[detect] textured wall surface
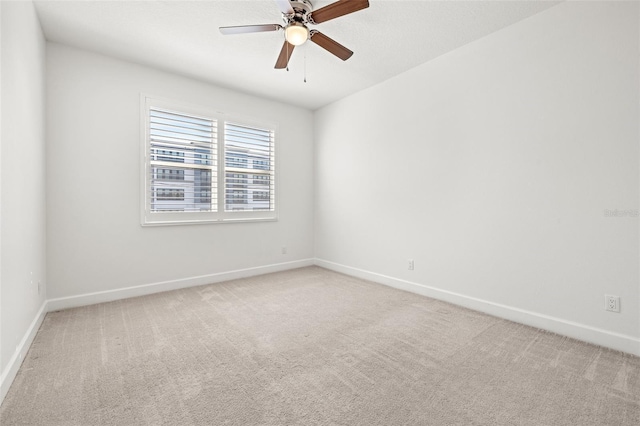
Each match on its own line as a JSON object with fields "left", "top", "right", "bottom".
{"left": 46, "top": 43, "right": 315, "bottom": 299}
{"left": 315, "top": 1, "right": 639, "bottom": 348}
{"left": 0, "top": 0, "right": 47, "bottom": 380}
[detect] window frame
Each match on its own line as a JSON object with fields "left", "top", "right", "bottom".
{"left": 140, "top": 95, "right": 277, "bottom": 226}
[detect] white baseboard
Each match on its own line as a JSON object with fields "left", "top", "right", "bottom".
{"left": 2, "top": 257, "right": 637, "bottom": 408}
{"left": 48, "top": 258, "right": 315, "bottom": 312}
{"left": 1, "top": 259, "right": 314, "bottom": 407}
{"left": 314, "top": 258, "right": 640, "bottom": 357}
{"left": 0, "top": 300, "right": 48, "bottom": 404}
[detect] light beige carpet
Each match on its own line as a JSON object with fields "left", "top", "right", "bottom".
{"left": 1, "top": 266, "right": 639, "bottom": 425}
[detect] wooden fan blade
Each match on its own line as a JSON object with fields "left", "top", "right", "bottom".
{"left": 274, "top": 0, "right": 294, "bottom": 15}
{"left": 219, "top": 24, "right": 282, "bottom": 35}
{"left": 275, "top": 41, "right": 295, "bottom": 69}
{"left": 309, "top": 0, "right": 369, "bottom": 24}
{"left": 310, "top": 31, "right": 353, "bottom": 61}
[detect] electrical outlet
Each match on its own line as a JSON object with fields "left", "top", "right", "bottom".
{"left": 38, "top": 281, "right": 42, "bottom": 295}
{"left": 605, "top": 295, "right": 620, "bottom": 313}
{"left": 281, "top": 247, "right": 287, "bottom": 255}
{"left": 408, "top": 259, "right": 414, "bottom": 271}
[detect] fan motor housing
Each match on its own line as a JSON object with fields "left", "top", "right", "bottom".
{"left": 287, "top": 0, "right": 313, "bottom": 23}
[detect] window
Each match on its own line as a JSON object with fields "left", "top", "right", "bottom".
{"left": 141, "top": 96, "right": 276, "bottom": 225}
{"left": 223, "top": 122, "right": 275, "bottom": 213}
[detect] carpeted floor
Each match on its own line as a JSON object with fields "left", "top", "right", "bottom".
{"left": 1, "top": 266, "right": 639, "bottom": 425}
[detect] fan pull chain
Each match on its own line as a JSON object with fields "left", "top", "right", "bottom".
{"left": 304, "top": 47, "right": 307, "bottom": 83}
{"left": 286, "top": 40, "right": 289, "bottom": 71}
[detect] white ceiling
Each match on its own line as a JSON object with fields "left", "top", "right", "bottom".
{"left": 34, "top": 0, "right": 560, "bottom": 110}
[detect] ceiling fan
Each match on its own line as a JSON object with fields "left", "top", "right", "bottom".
{"left": 219, "top": 0, "right": 370, "bottom": 69}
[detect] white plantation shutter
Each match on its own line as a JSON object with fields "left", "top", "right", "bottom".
{"left": 224, "top": 122, "right": 275, "bottom": 212}
{"left": 148, "top": 108, "right": 217, "bottom": 212}
{"left": 142, "top": 96, "right": 276, "bottom": 225}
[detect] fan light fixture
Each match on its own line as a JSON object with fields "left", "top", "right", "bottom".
{"left": 219, "top": 0, "right": 370, "bottom": 69}
{"left": 285, "top": 23, "right": 309, "bottom": 46}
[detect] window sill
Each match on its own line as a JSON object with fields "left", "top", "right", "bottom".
{"left": 141, "top": 216, "right": 278, "bottom": 227}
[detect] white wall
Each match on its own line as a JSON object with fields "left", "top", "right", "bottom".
{"left": 315, "top": 1, "right": 639, "bottom": 353}
{"left": 1, "top": 0, "right": 3, "bottom": 390}
{"left": 46, "top": 43, "right": 314, "bottom": 302}
{"left": 0, "top": 0, "right": 48, "bottom": 396}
